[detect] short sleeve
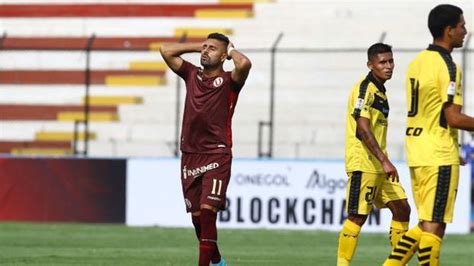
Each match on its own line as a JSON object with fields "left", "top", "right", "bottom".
{"left": 437, "top": 58, "right": 462, "bottom": 106}
{"left": 352, "top": 80, "right": 373, "bottom": 120}
{"left": 229, "top": 73, "right": 245, "bottom": 93}
{"left": 175, "top": 60, "right": 196, "bottom": 80}
{"left": 453, "top": 68, "right": 463, "bottom": 106}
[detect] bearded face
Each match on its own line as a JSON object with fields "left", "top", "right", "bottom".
{"left": 200, "top": 39, "right": 227, "bottom": 69}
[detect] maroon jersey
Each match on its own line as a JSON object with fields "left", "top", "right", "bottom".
{"left": 176, "top": 60, "right": 243, "bottom": 154}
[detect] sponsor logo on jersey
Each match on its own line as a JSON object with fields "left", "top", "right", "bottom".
{"left": 355, "top": 98, "right": 364, "bottom": 109}
{"left": 447, "top": 81, "right": 456, "bottom": 96}
{"left": 213, "top": 77, "right": 224, "bottom": 87}
{"left": 182, "top": 165, "right": 187, "bottom": 179}
{"left": 182, "top": 162, "right": 220, "bottom": 179}
{"left": 207, "top": 196, "right": 221, "bottom": 201}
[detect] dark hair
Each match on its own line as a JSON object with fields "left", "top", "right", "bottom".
{"left": 207, "top": 32, "right": 230, "bottom": 46}
{"left": 367, "top": 43, "right": 392, "bottom": 60}
{"left": 428, "top": 4, "right": 463, "bottom": 39}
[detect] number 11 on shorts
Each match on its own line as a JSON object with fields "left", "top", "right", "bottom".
{"left": 211, "top": 178, "right": 222, "bottom": 196}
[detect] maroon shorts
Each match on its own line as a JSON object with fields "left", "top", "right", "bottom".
{"left": 181, "top": 152, "right": 232, "bottom": 213}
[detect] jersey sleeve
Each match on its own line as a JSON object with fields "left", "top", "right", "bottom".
{"left": 454, "top": 67, "right": 463, "bottom": 106}
{"left": 437, "top": 60, "right": 463, "bottom": 106}
{"left": 229, "top": 73, "right": 245, "bottom": 93}
{"left": 175, "top": 60, "right": 196, "bottom": 81}
{"left": 351, "top": 81, "right": 373, "bottom": 120}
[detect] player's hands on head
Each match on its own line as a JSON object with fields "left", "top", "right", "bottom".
{"left": 227, "top": 42, "right": 235, "bottom": 60}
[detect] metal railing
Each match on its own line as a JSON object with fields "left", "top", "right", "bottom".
{"left": 242, "top": 33, "right": 473, "bottom": 157}
{"left": 0, "top": 32, "right": 472, "bottom": 158}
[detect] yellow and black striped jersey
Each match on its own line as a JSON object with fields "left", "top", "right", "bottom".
{"left": 405, "top": 45, "right": 463, "bottom": 167}
{"left": 345, "top": 72, "right": 390, "bottom": 174}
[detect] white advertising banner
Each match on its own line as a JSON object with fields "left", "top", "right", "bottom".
{"left": 126, "top": 158, "right": 471, "bottom": 233}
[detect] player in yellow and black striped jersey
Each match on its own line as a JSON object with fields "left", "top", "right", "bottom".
{"left": 405, "top": 45, "right": 463, "bottom": 167}
{"left": 337, "top": 43, "right": 410, "bottom": 266}
{"left": 345, "top": 73, "right": 390, "bottom": 174}
{"left": 384, "top": 5, "right": 474, "bottom": 266}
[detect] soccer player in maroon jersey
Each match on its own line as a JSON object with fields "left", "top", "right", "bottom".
{"left": 160, "top": 33, "right": 251, "bottom": 266}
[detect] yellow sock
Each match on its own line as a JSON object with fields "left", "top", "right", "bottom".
{"left": 337, "top": 220, "right": 361, "bottom": 266}
{"left": 383, "top": 225, "right": 422, "bottom": 266}
{"left": 389, "top": 220, "right": 409, "bottom": 248}
{"left": 418, "top": 232, "right": 442, "bottom": 266}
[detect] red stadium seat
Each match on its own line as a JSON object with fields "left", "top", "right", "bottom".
{"left": 0, "top": 104, "right": 117, "bottom": 121}
{"left": 0, "top": 3, "right": 253, "bottom": 18}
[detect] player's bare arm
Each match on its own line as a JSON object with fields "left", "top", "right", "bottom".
{"left": 444, "top": 102, "right": 472, "bottom": 168}
{"left": 356, "top": 117, "right": 399, "bottom": 181}
{"left": 443, "top": 103, "right": 474, "bottom": 131}
{"left": 159, "top": 43, "right": 202, "bottom": 72}
{"left": 227, "top": 42, "right": 252, "bottom": 85}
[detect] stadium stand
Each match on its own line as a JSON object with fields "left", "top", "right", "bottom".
{"left": 1, "top": 36, "right": 207, "bottom": 50}
{"left": 0, "top": 70, "right": 165, "bottom": 85}
{"left": 0, "top": 140, "right": 71, "bottom": 154}
{"left": 0, "top": 0, "right": 472, "bottom": 159}
{"left": 0, "top": 104, "right": 118, "bottom": 120}
{"left": 0, "top": 3, "right": 254, "bottom": 18}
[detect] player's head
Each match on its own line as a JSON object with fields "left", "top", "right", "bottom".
{"left": 428, "top": 4, "right": 466, "bottom": 48}
{"left": 367, "top": 43, "right": 394, "bottom": 82}
{"left": 200, "top": 32, "right": 229, "bottom": 69}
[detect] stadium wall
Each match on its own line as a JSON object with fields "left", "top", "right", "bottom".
{"left": 0, "top": 156, "right": 470, "bottom": 234}
{"left": 0, "top": 157, "right": 126, "bottom": 223}
{"left": 127, "top": 158, "right": 471, "bottom": 234}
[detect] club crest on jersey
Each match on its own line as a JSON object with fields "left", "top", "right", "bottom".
{"left": 213, "top": 77, "right": 224, "bottom": 87}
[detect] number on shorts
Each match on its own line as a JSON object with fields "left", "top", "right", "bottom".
{"left": 365, "top": 186, "right": 377, "bottom": 204}
{"left": 211, "top": 179, "right": 222, "bottom": 196}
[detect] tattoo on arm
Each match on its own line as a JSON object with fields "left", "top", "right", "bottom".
{"left": 358, "top": 129, "right": 386, "bottom": 163}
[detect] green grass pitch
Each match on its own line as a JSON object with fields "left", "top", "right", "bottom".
{"left": 0, "top": 223, "right": 473, "bottom": 265}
